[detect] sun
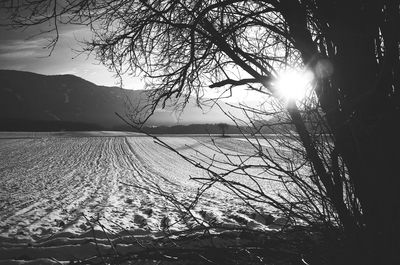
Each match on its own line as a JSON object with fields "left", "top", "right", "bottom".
{"left": 273, "top": 68, "right": 314, "bottom": 102}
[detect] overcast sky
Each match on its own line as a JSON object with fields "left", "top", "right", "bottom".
{"left": 0, "top": 17, "right": 144, "bottom": 90}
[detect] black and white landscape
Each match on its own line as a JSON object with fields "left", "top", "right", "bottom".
{"left": 0, "top": 71, "right": 288, "bottom": 263}
{"left": 1, "top": 1, "right": 399, "bottom": 265}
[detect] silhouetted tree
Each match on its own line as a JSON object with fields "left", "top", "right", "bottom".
{"left": 3, "top": 1, "right": 399, "bottom": 264}
{"left": 217, "top": 123, "right": 228, "bottom": 137}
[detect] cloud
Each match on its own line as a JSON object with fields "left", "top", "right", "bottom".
{"left": 58, "top": 24, "right": 91, "bottom": 39}
{"left": 0, "top": 38, "right": 49, "bottom": 59}
{"left": 0, "top": 50, "right": 40, "bottom": 59}
{"left": 0, "top": 38, "right": 47, "bottom": 50}
{"left": 0, "top": 24, "right": 145, "bottom": 89}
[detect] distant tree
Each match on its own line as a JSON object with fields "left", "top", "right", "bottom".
{"left": 3, "top": 1, "right": 400, "bottom": 264}
{"left": 217, "top": 123, "right": 228, "bottom": 137}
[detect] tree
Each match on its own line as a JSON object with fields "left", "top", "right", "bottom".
{"left": 3, "top": 1, "right": 399, "bottom": 263}
{"left": 217, "top": 123, "right": 228, "bottom": 137}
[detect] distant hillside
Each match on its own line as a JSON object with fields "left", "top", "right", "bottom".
{"left": 121, "top": 123, "right": 246, "bottom": 135}
{"left": 0, "top": 70, "right": 239, "bottom": 131}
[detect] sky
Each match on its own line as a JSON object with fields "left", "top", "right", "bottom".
{"left": 0, "top": 11, "right": 267, "bottom": 104}
{"left": 0, "top": 18, "right": 145, "bottom": 90}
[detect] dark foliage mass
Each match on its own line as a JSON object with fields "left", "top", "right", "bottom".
{"left": 2, "top": 1, "right": 400, "bottom": 264}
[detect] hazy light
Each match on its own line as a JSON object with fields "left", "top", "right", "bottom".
{"left": 315, "top": 59, "right": 334, "bottom": 79}
{"left": 274, "top": 68, "right": 314, "bottom": 102}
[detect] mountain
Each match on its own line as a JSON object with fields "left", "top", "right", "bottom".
{"left": 0, "top": 70, "right": 238, "bottom": 131}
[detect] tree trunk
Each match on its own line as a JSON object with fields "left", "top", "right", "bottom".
{"left": 281, "top": 0, "right": 400, "bottom": 263}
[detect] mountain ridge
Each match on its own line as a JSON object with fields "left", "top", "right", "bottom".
{"left": 0, "top": 70, "right": 237, "bottom": 131}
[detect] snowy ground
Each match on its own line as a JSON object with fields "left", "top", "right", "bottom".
{"left": 0, "top": 132, "right": 286, "bottom": 263}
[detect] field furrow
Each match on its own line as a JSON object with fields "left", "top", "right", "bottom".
{"left": 0, "top": 133, "right": 285, "bottom": 263}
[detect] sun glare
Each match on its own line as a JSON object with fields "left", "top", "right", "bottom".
{"left": 274, "top": 69, "right": 314, "bottom": 102}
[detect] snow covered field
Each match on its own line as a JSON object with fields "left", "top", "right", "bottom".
{"left": 0, "top": 132, "right": 285, "bottom": 263}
